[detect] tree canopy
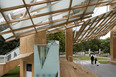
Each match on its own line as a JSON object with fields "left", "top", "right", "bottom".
{"left": 47, "top": 31, "right": 110, "bottom": 53}
{"left": 47, "top": 31, "right": 65, "bottom": 52}
{"left": 73, "top": 38, "right": 110, "bottom": 53}
{"left": 0, "top": 35, "right": 19, "bottom": 55}
{"left": 0, "top": 31, "right": 110, "bottom": 55}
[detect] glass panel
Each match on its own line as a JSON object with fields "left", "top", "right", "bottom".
{"left": 32, "top": 11, "right": 68, "bottom": 25}
{"left": 0, "top": 56, "right": 5, "bottom": 63}
{"left": 86, "top": 25, "right": 90, "bottom": 30}
{"left": 0, "top": 13, "right": 8, "bottom": 32}
{"left": 86, "top": 6, "right": 96, "bottom": 13}
{"left": 3, "top": 8, "right": 27, "bottom": 23}
{"left": 72, "top": 0, "right": 85, "bottom": 7}
{"left": 12, "top": 19, "right": 33, "bottom": 30}
{"left": 2, "top": 32, "right": 13, "bottom": 39}
{"left": 51, "top": 0, "right": 69, "bottom": 11}
{"left": 15, "top": 27, "right": 35, "bottom": 37}
{"left": 31, "top": 4, "right": 48, "bottom": 15}
{"left": 0, "top": 0, "right": 24, "bottom": 9}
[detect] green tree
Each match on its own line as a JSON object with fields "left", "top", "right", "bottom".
{"left": 100, "top": 37, "right": 110, "bottom": 53}
{"left": 73, "top": 43, "right": 83, "bottom": 53}
{"left": 47, "top": 31, "right": 65, "bottom": 52}
{"left": 87, "top": 38, "right": 101, "bottom": 52}
{"left": 73, "top": 38, "right": 102, "bottom": 53}
{"left": 0, "top": 35, "right": 19, "bottom": 55}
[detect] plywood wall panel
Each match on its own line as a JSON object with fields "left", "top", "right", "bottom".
{"left": 20, "top": 30, "right": 46, "bottom": 77}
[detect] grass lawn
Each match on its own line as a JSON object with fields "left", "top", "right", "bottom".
{"left": 99, "top": 61, "right": 108, "bottom": 64}
{"left": 2, "top": 66, "right": 20, "bottom": 77}
{"left": 60, "top": 56, "right": 108, "bottom": 60}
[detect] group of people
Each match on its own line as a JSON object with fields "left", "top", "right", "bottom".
{"left": 91, "top": 55, "right": 98, "bottom": 64}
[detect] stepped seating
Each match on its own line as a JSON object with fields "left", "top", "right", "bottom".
{"left": 60, "top": 60, "right": 98, "bottom": 77}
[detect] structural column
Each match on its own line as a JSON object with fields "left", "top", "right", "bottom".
{"left": 110, "top": 30, "right": 116, "bottom": 61}
{"left": 20, "top": 30, "right": 46, "bottom": 77}
{"left": 110, "top": 4, "right": 116, "bottom": 61}
{"left": 109, "top": 3, "right": 116, "bottom": 10}
{"left": 65, "top": 28, "right": 73, "bottom": 62}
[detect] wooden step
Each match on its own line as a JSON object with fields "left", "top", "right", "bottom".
{"left": 60, "top": 60, "right": 98, "bottom": 77}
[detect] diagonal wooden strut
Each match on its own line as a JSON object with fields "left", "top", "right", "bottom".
{"left": 22, "top": 0, "right": 38, "bottom": 33}
{"left": 66, "top": 0, "right": 73, "bottom": 26}
{"left": 0, "top": 9, "right": 17, "bottom": 39}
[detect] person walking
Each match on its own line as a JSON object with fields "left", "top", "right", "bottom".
{"left": 95, "top": 58, "right": 97, "bottom": 64}
{"left": 91, "top": 55, "right": 94, "bottom": 64}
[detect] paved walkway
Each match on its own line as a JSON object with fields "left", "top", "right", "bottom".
{"left": 74, "top": 60, "right": 116, "bottom": 77}
{"left": 74, "top": 60, "right": 92, "bottom": 64}
{"left": 83, "top": 64, "right": 116, "bottom": 77}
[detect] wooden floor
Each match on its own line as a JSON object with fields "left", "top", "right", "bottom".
{"left": 60, "top": 60, "right": 98, "bottom": 77}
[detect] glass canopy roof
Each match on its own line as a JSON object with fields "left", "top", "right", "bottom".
{"left": 0, "top": 0, "right": 115, "bottom": 43}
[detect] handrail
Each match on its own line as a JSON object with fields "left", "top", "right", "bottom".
{"left": 0, "top": 47, "right": 20, "bottom": 63}
{"left": 5, "top": 47, "right": 19, "bottom": 56}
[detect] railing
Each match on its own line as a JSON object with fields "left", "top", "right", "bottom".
{"left": 0, "top": 47, "right": 20, "bottom": 63}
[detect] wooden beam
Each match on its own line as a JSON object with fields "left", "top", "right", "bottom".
{"left": 22, "top": 0, "right": 37, "bottom": 33}
{"left": 82, "top": 13, "right": 115, "bottom": 42}
{"left": 48, "top": 22, "right": 83, "bottom": 34}
{"left": 0, "top": 13, "right": 91, "bottom": 35}
{"left": 74, "top": 19, "right": 91, "bottom": 43}
{"left": 82, "top": 14, "right": 106, "bottom": 41}
{"left": 1, "top": 0, "right": 114, "bottom": 12}
{"left": 66, "top": 0, "right": 73, "bottom": 26}
{"left": 23, "top": 0, "right": 34, "bottom": 18}
{"left": 104, "top": 22, "right": 116, "bottom": 34}
{"left": 5, "top": 16, "right": 89, "bottom": 41}
{"left": 94, "top": 17, "right": 116, "bottom": 38}
{"left": 1, "top": 0, "right": 60, "bottom": 12}
{"left": 6, "top": 29, "right": 47, "bottom": 42}
{"left": 0, "top": 0, "right": 114, "bottom": 25}
{"left": 78, "top": 16, "right": 98, "bottom": 43}
{"left": 81, "top": 0, "right": 90, "bottom": 20}
{"left": 90, "top": 12, "right": 113, "bottom": 39}
{"left": 103, "top": 21, "right": 116, "bottom": 33}
{"left": 98, "top": 22, "right": 116, "bottom": 37}
{"left": 0, "top": 8, "right": 93, "bottom": 26}
{"left": 0, "top": 8, "right": 17, "bottom": 39}
{"left": 95, "top": 16, "right": 115, "bottom": 37}
{"left": 91, "top": 12, "right": 115, "bottom": 39}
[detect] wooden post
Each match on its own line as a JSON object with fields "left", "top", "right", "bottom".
{"left": 110, "top": 31, "right": 116, "bottom": 61}
{"left": 65, "top": 28, "right": 73, "bottom": 62}
{"left": 109, "top": 4, "right": 116, "bottom": 61}
{"left": 109, "top": 3, "right": 116, "bottom": 10}
{"left": 20, "top": 30, "right": 46, "bottom": 77}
